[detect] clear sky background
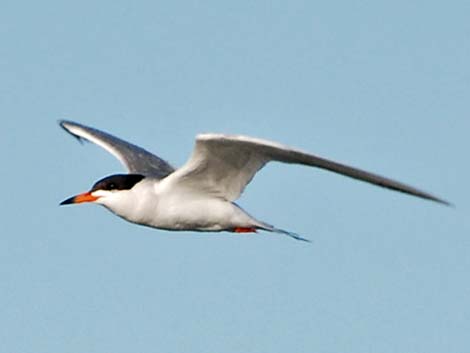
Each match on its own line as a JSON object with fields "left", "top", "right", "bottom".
{"left": 1, "top": 1, "right": 469, "bottom": 352}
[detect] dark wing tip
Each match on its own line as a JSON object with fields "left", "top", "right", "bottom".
{"left": 434, "top": 197, "right": 454, "bottom": 208}
{"left": 58, "top": 119, "right": 86, "bottom": 144}
{"left": 381, "top": 182, "right": 453, "bottom": 207}
{"left": 58, "top": 119, "right": 74, "bottom": 130}
{"left": 383, "top": 185, "right": 453, "bottom": 208}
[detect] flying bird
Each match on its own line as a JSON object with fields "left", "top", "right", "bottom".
{"left": 59, "top": 120, "right": 449, "bottom": 242}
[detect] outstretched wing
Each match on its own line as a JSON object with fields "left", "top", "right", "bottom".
{"left": 166, "top": 133, "right": 449, "bottom": 205}
{"left": 59, "top": 120, "right": 175, "bottom": 178}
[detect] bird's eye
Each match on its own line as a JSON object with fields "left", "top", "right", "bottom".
{"left": 108, "top": 183, "right": 116, "bottom": 190}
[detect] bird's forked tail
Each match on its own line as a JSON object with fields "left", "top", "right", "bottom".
{"left": 269, "top": 227, "right": 311, "bottom": 242}
{"left": 254, "top": 222, "right": 311, "bottom": 242}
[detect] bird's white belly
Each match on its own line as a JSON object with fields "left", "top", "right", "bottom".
{"left": 135, "top": 194, "right": 255, "bottom": 232}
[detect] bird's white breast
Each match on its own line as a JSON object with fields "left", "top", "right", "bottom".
{"left": 119, "top": 178, "right": 257, "bottom": 231}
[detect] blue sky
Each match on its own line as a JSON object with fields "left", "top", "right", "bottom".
{"left": 1, "top": 1, "right": 469, "bottom": 352}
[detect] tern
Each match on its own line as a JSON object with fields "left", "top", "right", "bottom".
{"left": 59, "top": 120, "right": 448, "bottom": 242}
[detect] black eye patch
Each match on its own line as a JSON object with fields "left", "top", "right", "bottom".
{"left": 91, "top": 174, "right": 145, "bottom": 192}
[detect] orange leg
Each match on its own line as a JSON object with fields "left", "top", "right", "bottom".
{"left": 233, "top": 227, "right": 257, "bottom": 233}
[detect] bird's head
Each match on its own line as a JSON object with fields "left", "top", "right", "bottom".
{"left": 60, "top": 174, "right": 146, "bottom": 210}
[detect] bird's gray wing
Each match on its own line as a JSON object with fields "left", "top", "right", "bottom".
{"left": 165, "top": 133, "right": 449, "bottom": 205}
{"left": 59, "top": 120, "right": 175, "bottom": 178}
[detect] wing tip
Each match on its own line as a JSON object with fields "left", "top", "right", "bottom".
{"left": 58, "top": 119, "right": 75, "bottom": 130}
{"left": 431, "top": 196, "right": 454, "bottom": 208}
{"left": 394, "top": 185, "right": 452, "bottom": 207}
{"left": 58, "top": 119, "right": 86, "bottom": 144}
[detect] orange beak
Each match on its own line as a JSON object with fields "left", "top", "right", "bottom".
{"left": 60, "top": 191, "right": 99, "bottom": 205}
